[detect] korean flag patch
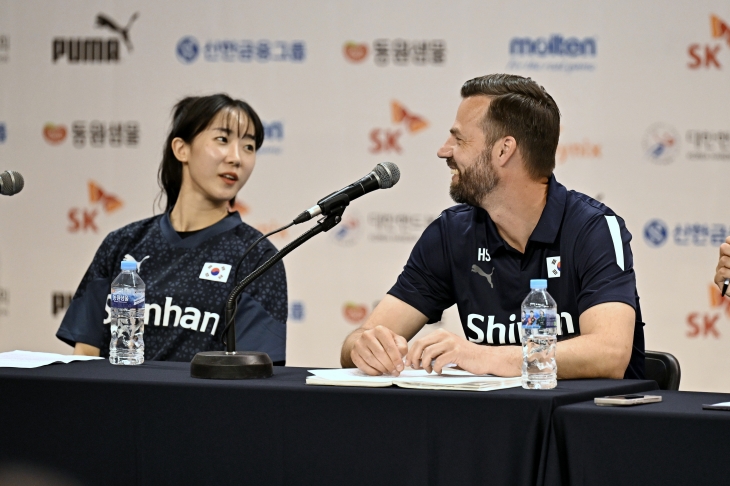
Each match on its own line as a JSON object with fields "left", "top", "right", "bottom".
{"left": 547, "top": 256, "right": 561, "bottom": 278}
{"left": 199, "top": 263, "right": 231, "bottom": 283}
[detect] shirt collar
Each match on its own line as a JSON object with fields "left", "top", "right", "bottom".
{"left": 528, "top": 174, "right": 567, "bottom": 245}
{"left": 480, "top": 207, "right": 507, "bottom": 253}
{"left": 160, "top": 211, "right": 242, "bottom": 248}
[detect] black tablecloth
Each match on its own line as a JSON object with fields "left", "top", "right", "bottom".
{"left": 0, "top": 360, "right": 657, "bottom": 486}
{"left": 546, "top": 389, "right": 730, "bottom": 486}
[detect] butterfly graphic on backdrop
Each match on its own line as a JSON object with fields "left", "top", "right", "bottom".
{"left": 88, "top": 181, "right": 123, "bottom": 213}
{"left": 391, "top": 101, "right": 429, "bottom": 133}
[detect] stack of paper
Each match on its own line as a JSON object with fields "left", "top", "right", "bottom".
{"left": 307, "top": 368, "right": 522, "bottom": 392}
{"left": 0, "top": 350, "right": 103, "bottom": 368}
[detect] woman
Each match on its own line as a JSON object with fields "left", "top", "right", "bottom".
{"left": 57, "top": 94, "right": 287, "bottom": 364}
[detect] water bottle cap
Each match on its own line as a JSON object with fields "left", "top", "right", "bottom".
{"left": 530, "top": 279, "right": 547, "bottom": 289}
{"left": 120, "top": 261, "right": 137, "bottom": 271}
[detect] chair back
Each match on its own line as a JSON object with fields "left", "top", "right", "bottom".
{"left": 645, "top": 350, "right": 681, "bottom": 390}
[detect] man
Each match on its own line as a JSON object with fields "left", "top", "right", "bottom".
{"left": 714, "top": 235, "right": 730, "bottom": 295}
{"left": 341, "top": 74, "right": 644, "bottom": 379}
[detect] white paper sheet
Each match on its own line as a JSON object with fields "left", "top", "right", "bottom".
{"left": 307, "top": 367, "right": 523, "bottom": 391}
{"left": 0, "top": 350, "right": 103, "bottom": 368}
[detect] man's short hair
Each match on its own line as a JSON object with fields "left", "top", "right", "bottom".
{"left": 461, "top": 74, "right": 561, "bottom": 180}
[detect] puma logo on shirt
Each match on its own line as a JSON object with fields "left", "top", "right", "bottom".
{"left": 471, "top": 264, "right": 494, "bottom": 288}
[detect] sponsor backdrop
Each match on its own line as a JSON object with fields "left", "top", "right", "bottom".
{"left": 0, "top": 0, "right": 728, "bottom": 391}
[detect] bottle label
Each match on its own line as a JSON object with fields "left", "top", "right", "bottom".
{"left": 521, "top": 309, "right": 557, "bottom": 330}
{"left": 111, "top": 291, "right": 145, "bottom": 309}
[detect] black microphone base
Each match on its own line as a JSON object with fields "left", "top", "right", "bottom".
{"left": 190, "top": 351, "right": 273, "bottom": 380}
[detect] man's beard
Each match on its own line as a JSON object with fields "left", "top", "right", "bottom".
{"left": 449, "top": 148, "right": 499, "bottom": 206}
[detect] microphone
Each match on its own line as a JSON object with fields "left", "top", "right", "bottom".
{"left": 293, "top": 162, "right": 400, "bottom": 224}
{"left": 0, "top": 171, "right": 24, "bottom": 196}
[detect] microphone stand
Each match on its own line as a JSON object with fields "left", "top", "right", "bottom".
{"left": 190, "top": 203, "right": 348, "bottom": 379}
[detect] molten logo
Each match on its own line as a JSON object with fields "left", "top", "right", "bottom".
{"left": 711, "top": 14, "right": 730, "bottom": 46}
{"left": 509, "top": 35, "right": 596, "bottom": 57}
{"left": 343, "top": 41, "right": 368, "bottom": 62}
{"left": 43, "top": 123, "right": 67, "bottom": 144}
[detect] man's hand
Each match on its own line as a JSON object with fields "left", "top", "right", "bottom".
{"left": 350, "top": 326, "right": 408, "bottom": 376}
{"left": 341, "top": 295, "right": 429, "bottom": 375}
{"left": 714, "top": 236, "right": 730, "bottom": 294}
{"left": 405, "top": 329, "right": 487, "bottom": 374}
{"left": 405, "top": 329, "right": 522, "bottom": 376}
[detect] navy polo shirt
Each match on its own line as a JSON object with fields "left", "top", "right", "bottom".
{"left": 389, "top": 175, "right": 645, "bottom": 379}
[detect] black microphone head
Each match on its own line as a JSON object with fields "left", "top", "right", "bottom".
{"left": 0, "top": 170, "right": 24, "bottom": 196}
{"left": 373, "top": 162, "right": 400, "bottom": 189}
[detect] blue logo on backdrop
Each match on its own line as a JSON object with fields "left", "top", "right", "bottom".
{"left": 258, "top": 121, "right": 284, "bottom": 155}
{"left": 289, "top": 301, "right": 305, "bottom": 322}
{"left": 176, "top": 36, "right": 199, "bottom": 63}
{"left": 643, "top": 123, "right": 680, "bottom": 164}
{"left": 644, "top": 219, "right": 730, "bottom": 247}
{"left": 507, "top": 34, "right": 597, "bottom": 73}
{"left": 643, "top": 219, "right": 668, "bottom": 247}
{"left": 176, "top": 37, "right": 306, "bottom": 64}
{"left": 0, "top": 123, "right": 6, "bottom": 143}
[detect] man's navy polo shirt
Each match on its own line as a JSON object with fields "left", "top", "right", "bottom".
{"left": 389, "top": 175, "right": 645, "bottom": 379}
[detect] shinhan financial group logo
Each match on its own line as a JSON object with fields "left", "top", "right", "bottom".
{"left": 643, "top": 219, "right": 669, "bottom": 247}
{"left": 506, "top": 34, "right": 597, "bottom": 73}
{"left": 176, "top": 36, "right": 306, "bottom": 64}
{"left": 644, "top": 219, "right": 730, "bottom": 248}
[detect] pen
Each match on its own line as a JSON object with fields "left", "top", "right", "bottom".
{"left": 723, "top": 279, "right": 729, "bottom": 298}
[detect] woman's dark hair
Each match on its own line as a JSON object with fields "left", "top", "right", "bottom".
{"left": 461, "top": 74, "right": 560, "bottom": 180}
{"left": 157, "top": 93, "right": 265, "bottom": 212}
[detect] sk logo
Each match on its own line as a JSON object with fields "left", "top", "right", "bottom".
{"left": 89, "top": 181, "right": 123, "bottom": 212}
{"left": 370, "top": 101, "right": 428, "bottom": 154}
{"left": 68, "top": 181, "right": 123, "bottom": 233}
{"left": 688, "top": 14, "right": 728, "bottom": 69}
{"left": 547, "top": 257, "right": 561, "bottom": 278}
{"left": 391, "top": 101, "right": 428, "bottom": 133}
{"left": 711, "top": 14, "right": 730, "bottom": 46}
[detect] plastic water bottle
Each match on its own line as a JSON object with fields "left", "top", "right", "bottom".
{"left": 521, "top": 279, "right": 557, "bottom": 389}
{"left": 109, "top": 261, "right": 145, "bottom": 365}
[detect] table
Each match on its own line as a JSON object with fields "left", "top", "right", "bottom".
{"left": 0, "top": 361, "right": 656, "bottom": 486}
{"left": 545, "top": 389, "right": 730, "bottom": 485}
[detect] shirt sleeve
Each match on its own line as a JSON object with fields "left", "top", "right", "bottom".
{"left": 574, "top": 214, "right": 638, "bottom": 315}
{"left": 387, "top": 217, "right": 455, "bottom": 323}
{"left": 234, "top": 239, "right": 288, "bottom": 360}
{"left": 56, "top": 233, "right": 117, "bottom": 348}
